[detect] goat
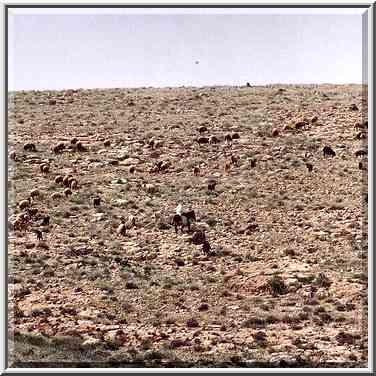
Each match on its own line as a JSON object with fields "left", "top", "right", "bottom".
{"left": 193, "top": 166, "right": 201, "bottom": 176}
{"left": 55, "top": 175, "right": 64, "bottom": 184}
{"left": 198, "top": 126, "right": 208, "bottom": 133}
{"left": 224, "top": 134, "right": 232, "bottom": 144}
{"left": 306, "top": 162, "right": 313, "bottom": 172}
{"left": 34, "top": 229, "right": 43, "bottom": 241}
{"left": 232, "top": 133, "right": 240, "bottom": 140}
{"left": 30, "top": 189, "right": 40, "bottom": 199}
{"left": 71, "top": 137, "right": 78, "bottom": 145}
{"left": 41, "top": 215, "right": 50, "bottom": 226}
{"left": 64, "top": 188, "right": 72, "bottom": 197}
{"left": 52, "top": 142, "right": 65, "bottom": 154}
{"left": 196, "top": 137, "right": 209, "bottom": 145}
{"left": 224, "top": 162, "right": 231, "bottom": 174}
{"left": 26, "top": 208, "right": 38, "bottom": 217}
{"left": 209, "top": 135, "right": 220, "bottom": 144}
{"left": 62, "top": 175, "right": 73, "bottom": 187}
{"left": 202, "top": 240, "right": 212, "bottom": 254}
{"left": 24, "top": 143, "right": 36, "bottom": 152}
{"left": 93, "top": 196, "right": 101, "bottom": 207}
{"left": 116, "top": 215, "right": 136, "bottom": 236}
{"left": 172, "top": 206, "right": 196, "bottom": 233}
{"left": 208, "top": 180, "right": 217, "bottom": 192}
{"left": 129, "top": 165, "right": 136, "bottom": 174}
{"left": 191, "top": 230, "right": 206, "bottom": 245}
{"left": 355, "top": 149, "right": 367, "bottom": 157}
{"left": 103, "top": 139, "right": 111, "bottom": 147}
{"left": 323, "top": 146, "right": 336, "bottom": 158}
{"left": 76, "top": 141, "right": 87, "bottom": 152}
{"left": 250, "top": 159, "right": 257, "bottom": 168}
{"left": 19, "top": 198, "right": 31, "bottom": 210}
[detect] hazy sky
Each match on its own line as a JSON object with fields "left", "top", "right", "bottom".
{"left": 8, "top": 8, "right": 366, "bottom": 90}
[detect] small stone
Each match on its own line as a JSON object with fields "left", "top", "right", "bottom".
{"left": 186, "top": 317, "right": 199, "bottom": 328}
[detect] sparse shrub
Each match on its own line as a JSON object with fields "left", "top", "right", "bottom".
{"left": 267, "top": 274, "right": 289, "bottom": 296}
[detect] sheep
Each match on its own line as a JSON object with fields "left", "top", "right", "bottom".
{"left": 323, "top": 146, "right": 336, "bottom": 158}
{"left": 355, "top": 149, "right": 367, "bottom": 157}
{"left": 250, "top": 159, "right": 257, "bottom": 168}
{"left": 9, "top": 151, "right": 16, "bottom": 161}
{"left": 193, "top": 166, "right": 201, "bottom": 176}
{"left": 40, "top": 163, "right": 50, "bottom": 174}
{"left": 171, "top": 214, "right": 183, "bottom": 234}
{"left": 93, "top": 196, "right": 101, "bottom": 207}
{"left": 104, "top": 139, "right": 111, "bottom": 147}
{"left": 306, "top": 162, "right": 313, "bottom": 172}
{"left": 311, "top": 116, "right": 318, "bottom": 124}
{"left": 71, "top": 137, "right": 78, "bottom": 145}
{"left": 209, "top": 135, "right": 220, "bottom": 144}
{"left": 272, "top": 128, "right": 279, "bottom": 137}
{"left": 64, "top": 188, "right": 72, "bottom": 197}
{"left": 198, "top": 126, "right": 208, "bottom": 133}
{"left": 224, "top": 134, "right": 232, "bottom": 144}
{"left": 30, "top": 189, "right": 40, "bottom": 199}
{"left": 19, "top": 198, "right": 31, "bottom": 210}
{"left": 196, "top": 137, "right": 209, "bottom": 145}
{"left": 51, "top": 192, "right": 63, "bottom": 200}
{"left": 295, "top": 121, "right": 307, "bottom": 130}
{"left": 55, "top": 175, "right": 64, "bottom": 184}
{"left": 70, "top": 179, "right": 78, "bottom": 190}
{"left": 23, "top": 143, "right": 36, "bottom": 152}
{"left": 359, "top": 161, "right": 364, "bottom": 170}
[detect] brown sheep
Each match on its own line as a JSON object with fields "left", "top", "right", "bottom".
{"left": 271, "top": 128, "right": 279, "bottom": 137}
{"left": 64, "top": 188, "right": 72, "bottom": 197}
{"left": 193, "top": 166, "right": 201, "bottom": 176}
{"left": 55, "top": 175, "right": 64, "bottom": 184}
{"left": 26, "top": 208, "right": 38, "bottom": 217}
{"left": 19, "top": 198, "right": 31, "bottom": 210}
{"left": 24, "top": 143, "right": 36, "bottom": 152}
{"left": 117, "top": 223, "right": 127, "bottom": 236}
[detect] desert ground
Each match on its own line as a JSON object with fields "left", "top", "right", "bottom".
{"left": 8, "top": 84, "right": 368, "bottom": 368}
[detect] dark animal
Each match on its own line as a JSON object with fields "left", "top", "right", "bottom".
{"left": 349, "top": 104, "right": 359, "bottom": 111}
{"left": 198, "top": 126, "right": 208, "bottom": 133}
{"left": 306, "top": 162, "right": 313, "bottom": 172}
{"left": 24, "top": 143, "right": 36, "bottom": 152}
{"left": 208, "top": 181, "right": 217, "bottom": 191}
{"left": 196, "top": 137, "right": 209, "bottom": 145}
{"left": 246, "top": 82, "right": 251, "bottom": 87}
{"left": 323, "top": 146, "right": 336, "bottom": 158}
{"left": 76, "top": 141, "right": 87, "bottom": 152}
{"left": 172, "top": 210, "right": 196, "bottom": 233}
{"left": 231, "top": 155, "right": 239, "bottom": 166}
{"left": 41, "top": 215, "right": 50, "bottom": 226}
{"left": 359, "top": 162, "right": 364, "bottom": 170}
{"left": 209, "top": 135, "right": 220, "bottom": 144}
{"left": 355, "top": 149, "right": 367, "bottom": 157}
{"left": 202, "top": 240, "right": 211, "bottom": 254}
{"left": 224, "top": 134, "right": 232, "bottom": 143}
{"left": 34, "top": 230, "right": 43, "bottom": 241}
{"left": 71, "top": 137, "right": 78, "bottom": 145}
{"left": 231, "top": 133, "right": 240, "bottom": 140}
{"left": 93, "top": 196, "right": 101, "bottom": 207}
{"left": 191, "top": 230, "right": 206, "bottom": 245}
{"left": 250, "top": 159, "right": 257, "bottom": 168}
{"left": 356, "top": 132, "right": 365, "bottom": 140}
